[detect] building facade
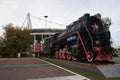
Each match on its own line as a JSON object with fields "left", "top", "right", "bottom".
{"left": 30, "top": 28, "right": 64, "bottom": 52}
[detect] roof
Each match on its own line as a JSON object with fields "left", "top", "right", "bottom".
{"left": 30, "top": 28, "right": 64, "bottom": 33}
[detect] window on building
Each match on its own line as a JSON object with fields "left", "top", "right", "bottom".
{"left": 36, "top": 35, "right": 42, "bottom": 41}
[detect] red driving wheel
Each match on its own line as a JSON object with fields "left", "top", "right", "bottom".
{"left": 87, "top": 52, "right": 93, "bottom": 62}
{"left": 67, "top": 54, "right": 71, "bottom": 60}
{"left": 62, "top": 53, "right": 66, "bottom": 59}
{"left": 59, "top": 53, "right": 62, "bottom": 59}
{"left": 72, "top": 55, "right": 77, "bottom": 61}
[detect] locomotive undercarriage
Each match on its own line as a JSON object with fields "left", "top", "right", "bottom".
{"left": 53, "top": 31, "right": 112, "bottom": 62}
{"left": 55, "top": 50, "right": 78, "bottom": 60}
{"left": 54, "top": 46, "right": 112, "bottom": 62}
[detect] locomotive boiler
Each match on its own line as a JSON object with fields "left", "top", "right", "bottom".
{"left": 43, "top": 13, "right": 116, "bottom": 62}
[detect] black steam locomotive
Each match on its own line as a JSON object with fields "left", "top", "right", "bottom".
{"left": 43, "top": 13, "right": 116, "bottom": 62}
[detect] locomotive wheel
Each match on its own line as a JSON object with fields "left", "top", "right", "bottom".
{"left": 62, "top": 53, "right": 66, "bottom": 59}
{"left": 55, "top": 52, "right": 59, "bottom": 59}
{"left": 59, "top": 53, "right": 62, "bottom": 59}
{"left": 87, "top": 52, "right": 93, "bottom": 62}
{"left": 72, "top": 55, "right": 77, "bottom": 61}
{"left": 67, "top": 54, "right": 71, "bottom": 60}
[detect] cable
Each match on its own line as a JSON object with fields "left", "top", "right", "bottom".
{"left": 31, "top": 15, "right": 66, "bottom": 27}
{"left": 21, "top": 15, "right": 27, "bottom": 28}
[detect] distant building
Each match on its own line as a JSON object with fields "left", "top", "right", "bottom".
{"left": 30, "top": 28, "right": 64, "bottom": 52}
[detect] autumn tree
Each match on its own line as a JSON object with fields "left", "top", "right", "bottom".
{"left": 0, "top": 23, "right": 33, "bottom": 57}
{"left": 102, "top": 17, "right": 112, "bottom": 30}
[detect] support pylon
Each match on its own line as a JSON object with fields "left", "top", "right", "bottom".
{"left": 27, "top": 13, "right": 32, "bottom": 29}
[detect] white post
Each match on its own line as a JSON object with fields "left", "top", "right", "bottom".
{"left": 34, "top": 35, "right": 36, "bottom": 51}
{"left": 44, "top": 16, "right": 48, "bottom": 39}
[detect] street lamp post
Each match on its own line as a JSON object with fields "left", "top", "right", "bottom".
{"left": 44, "top": 16, "right": 48, "bottom": 39}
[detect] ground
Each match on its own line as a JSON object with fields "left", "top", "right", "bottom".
{"left": 0, "top": 58, "right": 89, "bottom": 80}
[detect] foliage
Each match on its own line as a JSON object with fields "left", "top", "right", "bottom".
{"left": 102, "top": 17, "right": 112, "bottom": 30}
{"left": 0, "top": 23, "right": 33, "bottom": 57}
{"left": 20, "top": 52, "right": 34, "bottom": 58}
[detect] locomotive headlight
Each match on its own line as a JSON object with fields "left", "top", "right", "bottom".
{"left": 95, "top": 40, "right": 100, "bottom": 45}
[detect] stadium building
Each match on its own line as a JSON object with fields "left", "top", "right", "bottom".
{"left": 30, "top": 28, "right": 64, "bottom": 52}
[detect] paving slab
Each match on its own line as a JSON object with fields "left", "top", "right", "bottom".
{"left": 0, "top": 58, "right": 89, "bottom": 80}
{"left": 28, "top": 75, "right": 88, "bottom": 80}
{"left": 97, "top": 64, "right": 120, "bottom": 78}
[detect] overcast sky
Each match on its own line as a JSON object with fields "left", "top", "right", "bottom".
{"left": 0, "top": 0, "right": 120, "bottom": 46}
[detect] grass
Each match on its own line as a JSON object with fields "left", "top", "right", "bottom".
{"left": 41, "top": 57, "right": 120, "bottom": 80}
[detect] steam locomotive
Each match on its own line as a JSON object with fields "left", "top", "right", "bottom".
{"left": 43, "top": 13, "right": 116, "bottom": 62}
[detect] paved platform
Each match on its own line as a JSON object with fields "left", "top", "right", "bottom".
{"left": 97, "top": 64, "right": 120, "bottom": 78}
{"left": 0, "top": 58, "right": 89, "bottom": 80}
{"left": 112, "top": 57, "right": 120, "bottom": 64}
{"left": 28, "top": 75, "right": 87, "bottom": 80}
